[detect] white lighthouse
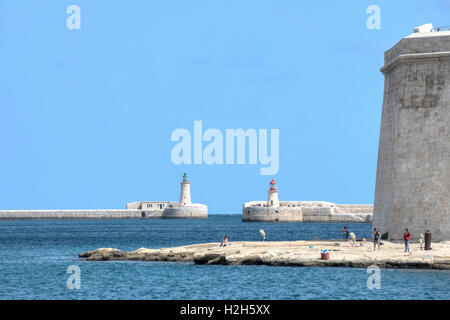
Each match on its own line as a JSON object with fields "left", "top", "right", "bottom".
{"left": 267, "top": 179, "right": 279, "bottom": 207}
{"left": 179, "top": 173, "right": 192, "bottom": 205}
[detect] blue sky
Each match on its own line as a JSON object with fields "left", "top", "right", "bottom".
{"left": 0, "top": 1, "right": 448, "bottom": 213}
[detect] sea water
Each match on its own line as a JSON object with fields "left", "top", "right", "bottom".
{"left": 0, "top": 215, "right": 448, "bottom": 300}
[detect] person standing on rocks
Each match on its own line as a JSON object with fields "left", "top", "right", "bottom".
{"left": 372, "top": 228, "right": 381, "bottom": 251}
{"left": 403, "top": 228, "right": 411, "bottom": 254}
{"left": 342, "top": 226, "right": 349, "bottom": 240}
{"left": 419, "top": 233, "right": 425, "bottom": 250}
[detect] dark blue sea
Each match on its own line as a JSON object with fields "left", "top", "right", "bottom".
{"left": 0, "top": 215, "right": 449, "bottom": 300}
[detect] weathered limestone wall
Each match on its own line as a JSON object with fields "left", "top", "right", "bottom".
{"left": 242, "top": 206, "right": 304, "bottom": 222}
{"left": 242, "top": 201, "right": 372, "bottom": 222}
{"left": 126, "top": 201, "right": 208, "bottom": 219}
{"left": 374, "top": 31, "right": 450, "bottom": 241}
{"left": 162, "top": 205, "right": 208, "bottom": 219}
{"left": 334, "top": 204, "right": 373, "bottom": 214}
{"left": 0, "top": 209, "right": 144, "bottom": 219}
{"left": 302, "top": 207, "right": 371, "bottom": 223}
{"left": 125, "top": 202, "right": 142, "bottom": 210}
{"left": 0, "top": 205, "right": 208, "bottom": 220}
{"left": 126, "top": 201, "right": 170, "bottom": 210}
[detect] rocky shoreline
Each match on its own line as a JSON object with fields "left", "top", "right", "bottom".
{"left": 78, "top": 240, "right": 450, "bottom": 269}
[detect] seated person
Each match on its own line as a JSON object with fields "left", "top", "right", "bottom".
{"left": 220, "top": 235, "right": 229, "bottom": 247}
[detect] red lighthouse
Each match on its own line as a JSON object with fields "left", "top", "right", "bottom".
{"left": 267, "top": 179, "right": 279, "bottom": 207}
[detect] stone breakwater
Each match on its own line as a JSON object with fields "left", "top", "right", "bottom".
{"left": 78, "top": 240, "right": 450, "bottom": 269}
{"left": 0, "top": 205, "right": 208, "bottom": 220}
{"left": 0, "top": 210, "right": 142, "bottom": 219}
{"left": 242, "top": 202, "right": 373, "bottom": 223}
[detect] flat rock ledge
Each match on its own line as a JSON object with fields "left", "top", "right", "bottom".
{"left": 78, "top": 241, "right": 450, "bottom": 269}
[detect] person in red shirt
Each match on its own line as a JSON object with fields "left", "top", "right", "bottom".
{"left": 403, "top": 228, "right": 411, "bottom": 253}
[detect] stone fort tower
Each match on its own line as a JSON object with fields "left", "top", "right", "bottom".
{"left": 373, "top": 25, "right": 450, "bottom": 241}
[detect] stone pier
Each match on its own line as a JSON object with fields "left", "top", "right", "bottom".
{"left": 78, "top": 240, "right": 450, "bottom": 269}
